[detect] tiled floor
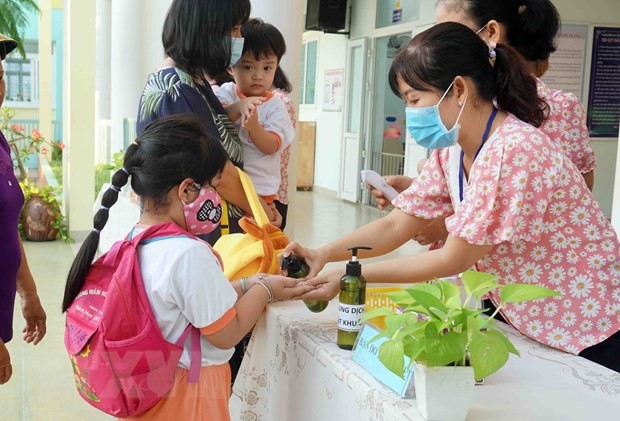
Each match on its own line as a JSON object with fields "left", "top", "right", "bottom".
{"left": 0, "top": 191, "right": 422, "bottom": 420}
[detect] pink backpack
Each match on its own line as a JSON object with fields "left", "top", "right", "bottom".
{"left": 64, "top": 223, "right": 203, "bottom": 418}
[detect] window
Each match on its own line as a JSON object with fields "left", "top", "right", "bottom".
{"left": 6, "top": 58, "right": 32, "bottom": 102}
{"left": 4, "top": 51, "right": 39, "bottom": 105}
{"left": 300, "top": 40, "right": 318, "bottom": 105}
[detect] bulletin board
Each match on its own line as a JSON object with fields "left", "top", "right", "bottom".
{"left": 543, "top": 24, "right": 589, "bottom": 101}
{"left": 586, "top": 27, "right": 620, "bottom": 138}
{"left": 323, "top": 68, "right": 344, "bottom": 112}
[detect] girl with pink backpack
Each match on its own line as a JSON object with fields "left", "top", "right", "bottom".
{"left": 62, "top": 115, "right": 311, "bottom": 420}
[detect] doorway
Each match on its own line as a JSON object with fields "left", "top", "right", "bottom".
{"left": 365, "top": 32, "right": 412, "bottom": 205}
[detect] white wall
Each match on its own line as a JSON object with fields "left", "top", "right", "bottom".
{"left": 350, "top": 0, "right": 375, "bottom": 39}
{"left": 553, "top": 0, "right": 620, "bottom": 23}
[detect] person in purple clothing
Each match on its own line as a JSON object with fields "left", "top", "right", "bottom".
{"left": 0, "top": 34, "right": 47, "bottom": 385}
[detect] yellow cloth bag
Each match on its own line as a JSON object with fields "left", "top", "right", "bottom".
{"left": 214, "top": 168, "right": 289, "bottom": 281}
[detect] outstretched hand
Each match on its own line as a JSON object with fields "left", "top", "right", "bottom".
{"left": 261, "top": 274, "right": 315, "bottom": 301}
{"left": 297, "top": 268, "right": 342, "bottom": 302}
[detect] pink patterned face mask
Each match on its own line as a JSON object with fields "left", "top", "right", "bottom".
{"left": 182, "top": 184, "right": 222, "bottom": 236}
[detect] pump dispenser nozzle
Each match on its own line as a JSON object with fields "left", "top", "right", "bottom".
{"left": 346, "top": 247, "right": 372, "bottom": 276}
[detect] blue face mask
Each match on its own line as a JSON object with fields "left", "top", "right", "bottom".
{"left": 405, "top": 81, "right": 467, "bottom": 149}
{"left": 229, "top": 37, "right": 245, "bottom": 66}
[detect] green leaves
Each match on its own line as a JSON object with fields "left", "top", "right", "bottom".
{"left": 500, "top": 284, "right": 562, "bottom": 303}
{"left": 462, "top": 270, "right": 501, "bottom": 300}
{"left": 372, "top": 271, "right": 561, "bottom": 383}
{"left": 406, "top": 290, "right": 448, "bottom": 320}
{"left": 469, "top": 330, "right": 510, "bottom": 379}
{"left": 425, "top": 324, "right": 467, "bottom": 367}
{"left": 378, "top": 339, "right": 405, "bottom": 377}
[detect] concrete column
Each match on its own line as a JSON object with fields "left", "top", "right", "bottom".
{"left": 140, "top": 0, "right": 173, "bottom": 80}
{"left": 250, "top": 0, "right": 305, "bottom": 237}
{"left": 64, "top": 0, "right": 96, "bottom": 236}
{"left": 110, "top": 0, "right": 142, "bottom": 153}
{"left": 38, "top": 0, "right": 53, "bottom": 156}
{"left": 95, "top": 0, "right": 111, "bottom": 163}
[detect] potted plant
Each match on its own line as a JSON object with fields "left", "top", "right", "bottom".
{"left": 19, "top": 179, "right": 72, "bottom": 242}
{"left": 361, "top": 271, "right": 560, "bottom": 421}
{"left": 2, "top": 108, "right": 71, "bottom": 242}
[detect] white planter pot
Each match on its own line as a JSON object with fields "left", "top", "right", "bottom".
{"left": 413, "top": 361, "right": 474, "bottom": 421}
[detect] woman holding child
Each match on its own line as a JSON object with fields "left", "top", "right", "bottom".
{"left": 136, "top": 0, "right": 280, "bottom": 242}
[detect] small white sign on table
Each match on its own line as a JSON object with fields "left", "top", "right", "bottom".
{"left": 352, "top": 323, "right": 415, "bottom": 398}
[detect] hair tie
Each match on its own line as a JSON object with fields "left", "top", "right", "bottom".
{"left": 110, "top": 185, "right": 121, "bottom": 193}
{"left": 488, "top": 41, "right": 497, "bottom": 65}
{"left": 92, "top": 228, "right": 101, "bottom": 234}
{"left": 100, "top": 205, "right": 110, "bottom": 211}
{"left": 121, "top": 167, "right": 129, "bottom": 175}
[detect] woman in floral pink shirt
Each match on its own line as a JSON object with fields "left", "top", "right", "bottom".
{"left": 375, "top": 0, "right": 598, "bottom": 247}
{"left": 435, "top": 0, "right": 596, "bottom": 189}
{"left": 287, "top": 23, "right": 620, "bottom": 373}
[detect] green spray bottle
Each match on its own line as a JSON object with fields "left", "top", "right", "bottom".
{"left": 337, "top": 246, "right": 372, "bottom": 350}
{"left": 281, "top": 255, "right": 328, "bottom": 313}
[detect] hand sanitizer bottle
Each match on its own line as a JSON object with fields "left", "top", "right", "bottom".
{"left": 337, "top": 246, "right": 372, "bottom": 350}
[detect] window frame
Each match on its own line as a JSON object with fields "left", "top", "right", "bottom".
{"left": 4, "top": 52, "right": 40, "bottom": 108}
{"left": 300, "top": 39, "right": 319, "bottom": 106}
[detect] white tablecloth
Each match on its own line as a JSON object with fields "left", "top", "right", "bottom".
{"left": 231, "top": 300, "right": 620, "bottom": 421}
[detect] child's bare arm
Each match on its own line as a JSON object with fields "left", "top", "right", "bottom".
{"left": 243, "top": 108, "right": 280, "bottom": 155}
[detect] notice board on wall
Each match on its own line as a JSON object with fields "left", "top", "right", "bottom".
{"left": 587, "top": 27, "right": 620, "bottom": 138}
{"left": 543, "top": 24, "right": 588, "bottom": 101}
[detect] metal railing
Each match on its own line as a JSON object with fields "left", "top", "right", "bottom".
{"left": 371, "top": 152, "right": 405, "bottom": 177}
{"left": 11, "top": 119, "right": 63, "bottom": 141}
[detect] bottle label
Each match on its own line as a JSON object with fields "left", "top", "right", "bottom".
{"left": 338, "top": 303, "right": 365, "bottom": 332}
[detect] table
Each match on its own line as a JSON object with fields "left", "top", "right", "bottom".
{"left": 230, "top": 300, "right": 620, "bottom": 421}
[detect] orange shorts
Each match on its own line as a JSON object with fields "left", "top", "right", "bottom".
{"left": 124, "top": 363, "right": 231, "bottom": 421}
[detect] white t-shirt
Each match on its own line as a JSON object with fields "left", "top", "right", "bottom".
{"left": 215, "top": 82, "right": 295, "bottom": 196}
{"left": 135, "top": 231, "right": 238, "bottom": 368}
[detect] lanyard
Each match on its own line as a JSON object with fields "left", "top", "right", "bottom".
{"left": 459, "top": 108, "right": 498, "bottom": 202}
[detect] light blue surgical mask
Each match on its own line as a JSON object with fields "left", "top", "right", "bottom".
{"left": 229, "top": 37, "right": 245, "bottom": 66}
{"left": 405, "top": 81, "right": 467, "bottom": 149}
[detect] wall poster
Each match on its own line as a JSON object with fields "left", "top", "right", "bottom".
{"left": 543, "top": 24, "right": 588, "bottom": 101}
{"left": 587, "top": 27, "right": 620, "bottom": 138}
{"left": 322, "top": 68, "right": 344, "bottom": 112}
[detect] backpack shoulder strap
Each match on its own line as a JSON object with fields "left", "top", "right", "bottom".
{"left": 174, "top": 325, "right": 202, "bottom": 383}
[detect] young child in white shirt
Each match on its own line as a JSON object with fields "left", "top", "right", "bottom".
{"left": 215, "top": 19, "right": 295, "bottom": 206}
{"left": 62, "top": 116, "right": 311, "bottom": 420}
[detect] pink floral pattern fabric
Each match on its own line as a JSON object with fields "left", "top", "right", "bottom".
{"left": 537, "top": 78, "right": 596, "bottom": 174}
{"left": 274, "top": 89, "right": 297, "bottom": 205}
{"left": 394, "top": 115, "right": 620, "bottom": 354}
